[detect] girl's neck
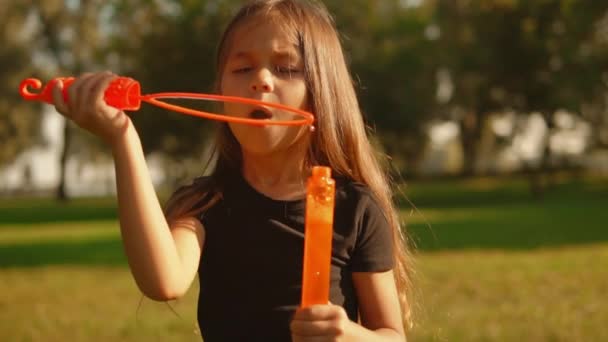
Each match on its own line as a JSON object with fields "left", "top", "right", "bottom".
{"left": 241, "top": 144, "right": 309, "bottom": 201}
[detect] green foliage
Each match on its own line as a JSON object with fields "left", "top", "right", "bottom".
{"left": 108, "top": 0, "right": 243, "bottom": 158}
{"left": 325, "top": 1, "right": 436, "bottom": 163}
{"left": 3, "top": 0, "right": 608, "bottom": 179}
{"left": 0, "top": 3, "right": 42, "bottom": 164}
{"left": 435, "top": 0, "right": 608, "bottom": 174}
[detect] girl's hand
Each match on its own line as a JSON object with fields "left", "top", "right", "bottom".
{"left": 290, "top": 303, "right": 352, "bottom": 342}
{"left": 51, "top": 71, "right": 131, "bottom": 145}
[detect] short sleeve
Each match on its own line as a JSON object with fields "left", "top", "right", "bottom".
{"left": 350, "top": 195, "right": 395, "bottom": 272}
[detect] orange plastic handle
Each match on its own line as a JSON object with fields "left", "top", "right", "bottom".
{"left": 301, "top": 166, "right": 335, "bottom": 307}
{"left": 19, "top": 77, "right": 142, "bottom": 110}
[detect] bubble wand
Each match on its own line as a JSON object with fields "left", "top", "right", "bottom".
{"left": 301, "top": 166, "right": 335, "bottom": 308}
{"left": 19, "top": 77, "right": 314, "bottom": 127}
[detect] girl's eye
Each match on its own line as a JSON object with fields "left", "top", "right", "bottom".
{"left": 233, "top": 67, "right": 252, "bottom": 73}
{"left": 276, "top": 66, "right": 300, "bottom": 74}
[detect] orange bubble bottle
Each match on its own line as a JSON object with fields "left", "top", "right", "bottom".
{"left": 301, "top": 166, "right": 336, "bottom": 307}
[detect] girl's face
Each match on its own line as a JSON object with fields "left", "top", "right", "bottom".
{"left": 220, "top": 18, "right": 310, "bottom": 156}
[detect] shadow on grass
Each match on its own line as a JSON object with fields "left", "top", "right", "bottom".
{"left": 408, "top": 198, "right": 608, "bottom": 251}
{"left": 0, "top": 237, "right": 127, "bottom": 268}
{"left": 409, "top": 216, "right": 608, "bottom": 251}
{"left": 401, "top": 177, "right": 607, "bottom": 208}
{"left": 0, "top": 202, "right": 118, "bottom": 226}
{"left": 402, "top": 177, "right": 608, "bottom": 251}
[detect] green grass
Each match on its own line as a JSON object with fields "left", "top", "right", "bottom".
{"left": 0, "top": 175, "right": 606, "bottom": 341}
{"left": 404, "top": 175, "right": 608, "bottom": 250}
{"left": 0, "top": 266, "right": 201, "bottom": 341}
{"left": 412, "top": 245, "right": 608, "bottom": 341}
{"left": 0, "top": 197, "right": 118, "bottom": 225}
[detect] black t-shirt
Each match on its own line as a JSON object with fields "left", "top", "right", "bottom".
{"left": 196, "top": 172, "right": 394, "bottom": 341}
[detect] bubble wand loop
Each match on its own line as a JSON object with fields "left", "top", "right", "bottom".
{"left": 19, "top": 77, "right": 314, "bottom": 127}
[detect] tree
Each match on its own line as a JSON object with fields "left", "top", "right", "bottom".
{"left": 0, "top": 2, "right": 41, "bottom": 166}
{"left": 435, "top": 0, "right": 608, "bottom": 180}
{"left": 24, "top": 0, "right": 118, "bottom": 200}
{"left": 106, "top": 0, "right": 244, "bottom": 186}
{"left": 326, "top": 0, "right": 438, "bottom": 176}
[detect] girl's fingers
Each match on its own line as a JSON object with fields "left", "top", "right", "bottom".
{"left": 48, "top": 70, "right": 126, "bottom": 143}
{"left": 293, "top": 304, "right": 343, "bottom": 321}
{"left": 51, "top": 80, "right": 70, "bottom": 116}
{"left": 77, "top": 72, "right": 108, "bottom": 113}
{"left": 291, "top": 335, "right": 329, "bottom": 342}
{"left": 90, "top": 71, "right": 116, "bottom": 109}
{"left": 290, "top": 305, "right": 349, "bottom": 338}
{"left": 290, "top": 318, "right": 343, "bottom": 336}
{"left": 67, "top": 72, "right": 93, "bottom": 113}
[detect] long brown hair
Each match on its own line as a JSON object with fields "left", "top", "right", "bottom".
{"left": 164, "top": 0, "right": 414, "bottom": 330}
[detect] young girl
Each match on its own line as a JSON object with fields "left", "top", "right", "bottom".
{"left": 51, "top": 0, "right": 413, "bottom": 340}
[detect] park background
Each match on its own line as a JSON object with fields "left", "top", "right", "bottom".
{"left": 1, "top": 0, "right": 607, "bottom": 341}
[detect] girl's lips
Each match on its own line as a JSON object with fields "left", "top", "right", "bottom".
{"left": 248, "top": 107, "right": 273, "bottom": 119}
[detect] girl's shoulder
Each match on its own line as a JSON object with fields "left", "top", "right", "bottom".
{"left": 335, "top": 176, "right": 375, "bottom": 199}
{"left": 334, "top": 177, "right": 395, "bottom": 272}
{"left": 172, "top": 175, "right": 215, "bottom": 193}
{"left": 335, "top": 177, "right": 383, "bottom": 213}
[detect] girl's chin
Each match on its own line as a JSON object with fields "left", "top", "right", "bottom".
{"left": 230, "top": 124, "right": 308, "bottom": 153}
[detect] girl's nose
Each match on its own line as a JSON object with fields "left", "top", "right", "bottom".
{"left": 251, "top": 69, "right": 273, "bottom": 92}
{"left": 252, "top": 83, "right": 271, "bottom": 92}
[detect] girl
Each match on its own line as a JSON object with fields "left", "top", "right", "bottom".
{"left": 51, "top": 0, "right": 413, "bottom": 340}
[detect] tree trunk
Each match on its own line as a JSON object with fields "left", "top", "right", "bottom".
{"left": 526, "top": 111, "right": 555, "bottom": 199}
{"left": 36, "top": 3, "right": 88, "bottom": 201}
{"left": 459, "top": 110, "right": 481, "bottom": 177}
{"left": 524, "top": 161, "right": 545, "bottom": 200}
{"left": 56, "top": 121, "right": 72, "bottom": 201}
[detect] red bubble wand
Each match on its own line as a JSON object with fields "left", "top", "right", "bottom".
{"left": 19, "top": 77, "right": 314, "bottom": 127}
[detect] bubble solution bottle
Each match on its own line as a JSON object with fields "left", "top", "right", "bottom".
{"left": 301, "top": 166, "right": 335, "bottom": 307}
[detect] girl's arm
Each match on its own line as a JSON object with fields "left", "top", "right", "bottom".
{"left": 291, "top": 270, "right": 405, "bottom": 341}
{"left": 52, "top": 72, "right": 204, "bottom": 301}
{"left": 112, "top": 122, "right": 204, "bottom": 301}
{"left": 350, "top": 270, "right": 405, "bottom": 340}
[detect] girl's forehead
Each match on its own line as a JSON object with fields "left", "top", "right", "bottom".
{"left": 228, "top": 16, "right": 300, "bottom": 53}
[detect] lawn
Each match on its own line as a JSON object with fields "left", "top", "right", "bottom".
{"left": 1, "top": 175, "right": 606, "bottom": 341}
